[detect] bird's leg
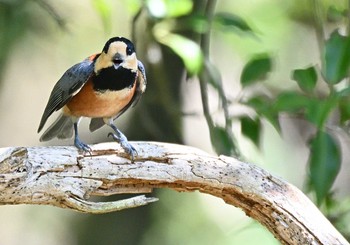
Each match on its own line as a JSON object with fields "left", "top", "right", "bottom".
{"left": 73, "top": 122, "right": 91, "bottom": 153}
{"left": 105, "top": 119, "right": 137, "bottom": 160}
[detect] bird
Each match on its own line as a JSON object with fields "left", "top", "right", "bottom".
{"left": 37, "top": 37, "right": 147, "bottom": 160}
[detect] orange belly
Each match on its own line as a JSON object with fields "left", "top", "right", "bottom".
{"left": 64, "top": 80, "right": 135, "bottom": 118}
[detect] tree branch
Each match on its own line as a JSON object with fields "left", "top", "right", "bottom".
{"left": 0, "top": 142, "right": 347, "bottom": 245}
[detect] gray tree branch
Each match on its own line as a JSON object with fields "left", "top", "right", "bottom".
{"left": 0, "top": 142, "right": 347, "bottom": 245}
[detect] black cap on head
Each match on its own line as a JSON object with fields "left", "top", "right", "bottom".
{"left": 102, "top": 37, "right": 135, "bottom": 55}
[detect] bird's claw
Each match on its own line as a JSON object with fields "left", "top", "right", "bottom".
{"left": 108, "top": 133, "right": 137, "bottom": 161}
{"left": 74, "top": 138, "right": 92, "bottom": 155}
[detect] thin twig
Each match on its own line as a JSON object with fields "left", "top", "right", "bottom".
{"left": 34, "top": 0, "right": 67, "bottom": 30}
{"left": 312, "top": 0, "right": 325, "bottom": 55}
{"left": 198, "top": 0, "right": 217, "bottom": 130}
{"left": 131, "top": 4, "right": 144, "bottom": 45}
{"left": 198, "top": 0, "right": 240, "bottom": 157}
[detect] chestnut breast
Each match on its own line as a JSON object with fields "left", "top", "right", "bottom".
{"left": 64, "top": 79, "right": 136, "bottom": 118}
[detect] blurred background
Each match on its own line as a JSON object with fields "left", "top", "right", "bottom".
{"left": 1, "top": 0, "right": 350, "bottom": 244}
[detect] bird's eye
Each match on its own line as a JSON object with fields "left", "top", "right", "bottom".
{"left": 126, "top": 47, "right": 133, "bottom": 55}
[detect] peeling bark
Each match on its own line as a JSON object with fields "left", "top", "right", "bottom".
{"left": 0, "top": 142, "right": 347, "bottom": 245}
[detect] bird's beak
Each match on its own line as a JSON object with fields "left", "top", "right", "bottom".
{"left": 112, "top": 52, "right": 124, "bottom": 69}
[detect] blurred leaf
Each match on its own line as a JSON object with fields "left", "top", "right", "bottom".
{"left": 305, "top": 96, "right": 337, "bottom": 129}
{"left": 240, "top": 116, "right": 261, "bottom": 147}
{"left": 92, "top": 0, "right": 112, "bottom": 33}
{"left": 155, "top": 32, "right": 203, "bottom": 75}
{"left": 338, "top": 98, "right": 350, "bottom": 123}
{"left": 210, "top": 126, "right": 236, "bottom": 156}
{"left": 214, "top": 12, "right": 253, "bottom": 33}
{"left": 292, "top": 66, "right": 317, "bottom": 93}
{"left": 336, "top": 86, "right": 350, "bottom": 97}
{"left": 244, "top": 95, "right": 280, "bottom": 132}
{"left": 274, "top": 91, "right": 338, "bottom": 129}
{"left": 240, "top": 54, "right": 272, "bottom": 87}
{"left": 308, "top": 130, "right": 341, "bottom": 206}
{"left": 146, "top": 0, "right": 192, "bottom": 18}
{"left": 274, "top": 91, "right": 312, "bottom": 113}
{"left": 327, "top": 5, "right": 346, "bottom": 23}
{"left": 335, "top": 89, "right": 350, "bottom": 124}
{"left": 322, "top": 30, "right": 350, "bottom": 84}
{"left": 176, "top": 14, "right": 209, "bottom": 34}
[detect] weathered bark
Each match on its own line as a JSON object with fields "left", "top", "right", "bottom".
{"left": 0, "top": 142, "right": 347, "bottom": 245}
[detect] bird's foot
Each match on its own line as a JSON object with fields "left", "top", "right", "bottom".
{"left": 108, "top": 133, "right": 137, "bottom": 161}
{"left": 74, "top": 137, "right": 92, "bottom": 154}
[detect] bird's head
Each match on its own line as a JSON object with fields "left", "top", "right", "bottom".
{"left": 94, "top": 37, "right": 138, "bottom": 73}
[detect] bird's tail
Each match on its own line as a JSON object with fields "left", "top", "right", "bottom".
{"left": 40, "top": 114, "right": 74, "bottom": 142}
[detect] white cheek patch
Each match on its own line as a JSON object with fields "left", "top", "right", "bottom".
{"left": 122, "top": 53, "right": 138, "bottom": 71}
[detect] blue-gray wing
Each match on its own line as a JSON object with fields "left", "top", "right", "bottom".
{"left": 38, "top": 58, "right": 95, "bottom": 132}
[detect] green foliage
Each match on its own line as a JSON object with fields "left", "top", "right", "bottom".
{"left": 327, "top": 5, "right": 347, "bottom": 22}
{"left": 308, "top": 131, "right": 341, "bottom": 206}
{"left": 292, "top": 66, "right": 317, "bottom": 93}
{"left": 244, "top": 95, "right": 280, "bottom": 132}
{"left": 273, "top": 92, "right": 311, "bottom": 113}
{"left": 339, "top": 98, "right": 350, "bottom": 123}
{"left": 210, "top": 126, "right": 236, "bottom": 156}
{"left": 138, "top": 0, "right": 350, "bottom": 211}
{"left": 322, "top": 30, "right": 350, "bottom": 84}
{"left": 148, "top": 0, "right": 203, "bottom": 75}
{"left": 240, "top": 54, "right": 272, "bottom": 87}
{"left": 238, "top": 24, "right": 350, "bottom": 207}
{"left": 305, "top": 96, "right": 337, "bottom": 129}
{"left": 146, "top": 0, "right": 193, "bottom": 18}
{"left": 240, "top": 116, "right": 261, "bottom": 147}
{"left": 155, "top": 32, "right": 203, "bottom": 75}
{"left": 214, "top": 12, "right": 253, "bottom": 33}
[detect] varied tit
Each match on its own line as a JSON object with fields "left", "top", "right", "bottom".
{"left": 37, "top": 37, "right": 147, "bottom": 160}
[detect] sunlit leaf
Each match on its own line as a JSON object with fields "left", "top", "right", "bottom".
{"left": 214, "top": 12, "right": 253, "bottom": 33}
{"left": 240, "top": 116, "right": 261, "bottom": 147}
{"left": 308, "top": 130, "right": 341, "bottom": 206}
{"left": 146, "top": 0, "right": 193, "bottom": 18}
{"left": 274, "top": 92, "right": 312, "bottom": 113}
{"left": 240, "top": 54, "right": 272, "bottom": 87}
{"left": 155, "top": 32, "right": 203, "bottom": 75}
{"left": 292, "top": 66, "right": 317, "bottom": 93}
{"left": 322, "top": 30, "right": 350, "bottom": 84}
{"left": 210, "top": 126, "right": 236, "bottom": 156}
{"left": 92, "top": 0, "right": 112, "bottom": 33}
